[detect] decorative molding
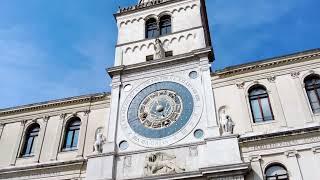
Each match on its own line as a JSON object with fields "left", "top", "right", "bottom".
{"left": 214, "top": 49, "right": 320, "bottom": 78}
{"left": 117, "top": 0, "right": 197, "bottom": 17}
{"left": 239, "top": 126, "right": 320, "bottom": 143}
{"left": 0, "top": 93, "right": 109, "bottom": 117}
{"left": 290, "top": 71, "right": 300, "bottom": 79}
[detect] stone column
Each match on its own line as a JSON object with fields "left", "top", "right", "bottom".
{"left": 105, "top": 74, "right": 122, "bottom": 151}
{"left": 77, "top": 110, "right": 90, "bottom": 157}
{"left": 236, "top": 82, "right": 253, "bottom": 133}
{"left": 267, "top": 76, "right": 287, "bottom": 127}
{"left": 0, "top": 123, "right": 5, "bottom": 141}
{"left": 199, "top": 57, "right": 219, "bottom": 137}
{"left": 50, "top": 114, "right": 66, "bottom": 161}
{"left": 34, "top": 116, "right": 49, "bottom": 163}
{"left": 249, "top": 155, "right": 264, "bottom": 180}
{"left": 291, "top": 72, "right": 313, "bottom": 123}
{"left": 10, "top": 120, "right": 26, "bottom": 166}
{"left": 284, "top": 150, "right": 304, "bottom": 180}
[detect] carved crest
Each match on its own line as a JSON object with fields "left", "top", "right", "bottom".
{"left": 144, "top": 152, "right": 185, "bottom": 176}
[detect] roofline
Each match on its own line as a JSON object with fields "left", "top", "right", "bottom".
{"left": 0, "top": 92, "right": 110, "bottom": 116}
{"left": 114, "top": 0, "right": 184, "bottom": 18}
{"left": 213, "top": 48, "right": 320, "bottom": 78}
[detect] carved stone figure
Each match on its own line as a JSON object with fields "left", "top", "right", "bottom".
{"left": 154, "top": 38, "right": 165, "bottom": 60}
{"left": 144, "top": 152, "right": 185, "bottom": 176}
{"left": 220, "top": 108, "right": 235, "bottom": 135}
{"left": 93, "top": 132, "right": 106, "bottom": 153}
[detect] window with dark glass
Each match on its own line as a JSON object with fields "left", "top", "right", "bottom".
{"left": 145, "top": 18, "right": 158, "bottom": 39}
{"left": 249, "top": 85, "right": 274, "bottom": 123}
{"left": 265, "top": 164, "right": 289, "bottom": 180}
{"left": 62, "top": 117, "right": 81, "bottom": 151}
{"left": 21, "top": 124, "right": 40, "bottom": 157}
{"left": 304, "top": 75, "right": 320, "bottom": 113}
{"left": 165, "top": 51, "right": 173, "bottom": 57}
{"left": 159, "top": 15, "right": 171, "bottom": 36}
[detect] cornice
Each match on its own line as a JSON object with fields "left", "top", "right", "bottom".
{"left": 107, "top": 47, "right": 213, "bottom": 77}
{"left": 115, "top": 0, "right": 183, "bottom": 17}
{"left": 0, "top": 158, "right": 85, "bottom": 173}
{"left": 0, "top": 92, "right": 110, "bottom": 117}
{"left": 239, "top": 125, "right": 320, "bottom": 143}
{"left": 213, "top": 48, "right": 320, "bottom": 78}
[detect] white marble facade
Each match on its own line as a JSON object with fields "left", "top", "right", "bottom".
{"left": 0, "top": 0, "right": 320, "bottom": 179}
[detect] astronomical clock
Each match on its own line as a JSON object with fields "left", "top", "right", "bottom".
{"left": 120, "top": 75, "right": 203, "bottom": 148}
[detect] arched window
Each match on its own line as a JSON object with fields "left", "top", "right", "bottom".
{"left": 304, "top": 75, "right": 320, "bottom": 113}
{"left": 62, "top": 117, "right": 81, "bottom": 151}
{"left": 265, "top": 163, "right": 289, "bottom": 180}
{"left": 249, "top": 85, "right": 274, "bottom": 123}
{"left": 21, "top": 123, "right": 40, "bottom": 157}
{"left": 159, "top": 15, "right": 171, "bottom": 36}
{"left": 145, "top": 18, "right": 158, "bottom": 39}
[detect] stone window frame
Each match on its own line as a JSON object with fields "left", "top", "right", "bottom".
{"left": 244, "top": 81, "right": 277, "bottom": 125}
{"left": 144, "top": 11, "right": 173, "bottom": 39}
{"left": 263, "top": 162, "right": 289, "bottom": 180}
{"left": 59, "top": 115, "right": 82, "bottom": 152}
{"left": 17, "top": 120, "right": 44, "bottom": 159}
{"left": 301, "top": 70, "right": 320, "bottom": 117}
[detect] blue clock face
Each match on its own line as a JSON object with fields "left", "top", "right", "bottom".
{"left": 127, "top": 81, "right": 194, "bottom": 139}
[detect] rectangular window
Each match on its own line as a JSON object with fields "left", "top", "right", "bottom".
{"left": 146, "top": 55, "right": 154, "bottom": 61}
{"left": 165, "top": 51, "right": 173, "bottom": 57}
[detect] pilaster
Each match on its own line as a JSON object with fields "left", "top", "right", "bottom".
{"left": 290, "top": 72, "right": 313, "bottom": 123}
{"left": 34, "top": 116, "right": 49, "bottom": 163}
{"left": 199, "top": 57, "right": 219, "bottom": 137}
{"left": 236, "top": 82, "right": 253, "bottom": 133}
{"left": 0, "top": 123, "right": 5, "bottom": 141}
{"left": 50, "top": 114, "right": 66, "bottom": 161}
{"left": 77, "top": 110, "right": 90, "bottom": 157}
{"left": 267, "top": 76, "right": 287, "bottom": 127}
{"left": 312, "top": 146, "right": 320, "bottom": 176}
{"left": 249, "top": 155, "right": 264, "bottom": 180}
{"left": 284, "top": 150, "right": 304, "bottom": 180}
{"left": 10, "top": 120, "right": 26, "bottom": 166}
{"left": 106, "top": 74, "right": 122, "bottom": 151}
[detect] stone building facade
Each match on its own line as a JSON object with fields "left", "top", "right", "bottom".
{"left": 0, "top": 0, "right": 319, "bottom": 179}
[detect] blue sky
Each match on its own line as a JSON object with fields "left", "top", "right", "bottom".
{"left": 0, "top": 0, "right": 319, "bottom": 109}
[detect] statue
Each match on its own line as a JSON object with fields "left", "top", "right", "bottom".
{"left": 154, "top": 38, "right": 165, "bottom": 60}
{"left": 220, "top": 108, "right": 235, "bottom": 135}
{"left": 93, "top": 132, "right": 106, "bottom": 153}
{"left": 144, "top": 152, "right": 185, "bottom": 176}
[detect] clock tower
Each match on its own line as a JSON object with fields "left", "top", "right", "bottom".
{"left": 87, "top": 0, "right": 249, "bottom": 179}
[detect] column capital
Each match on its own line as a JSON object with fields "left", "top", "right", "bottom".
{"left": 60, "top": 113, "right": 67, "bottom": 120}
{"left": 290, "top": 72, "right": 300, "bottom": 79}
{"left": 84, "top": 110, "right": 91, "bottom": 116}
{"left": 236, "top": 81, "right": 245, "bottom": 89}
{"left": 284, "top": 150, "right": 299, "bottom": 157}
{"left": 267, "top": 76, "right": 276, "bottom": 83}
{"left": 20, "top": 120, "right": 27, "bottom": 126}
{"left": 249, "top": 155, "right": 262, "bottom": 162}
{"left": 43, "top": 116, "right": 50, "bottom": 122}
{"left": 312, "top": 146, "right": 320, "bottom": 154}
